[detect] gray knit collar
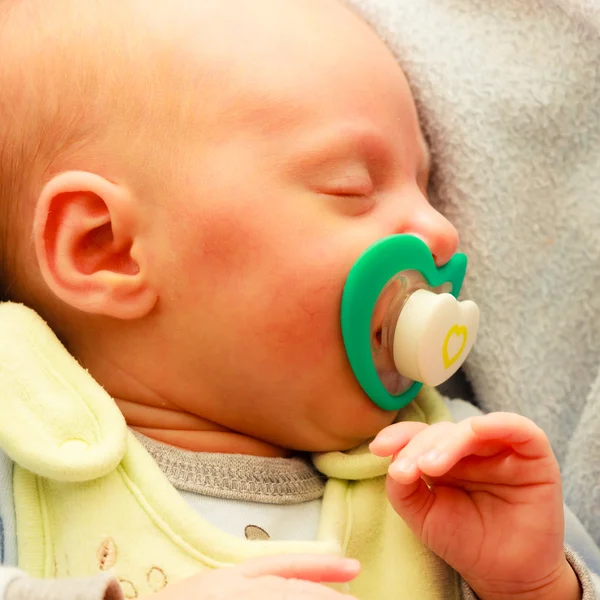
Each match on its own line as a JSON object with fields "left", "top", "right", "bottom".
{"left": 133, "top": 431, "right": 325, "bottom": 505}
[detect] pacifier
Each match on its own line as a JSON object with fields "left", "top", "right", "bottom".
{"left": 341, "top": 235, "right": 480, "bottom": 411}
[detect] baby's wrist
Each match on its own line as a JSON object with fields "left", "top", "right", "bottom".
{"left": 471, "top": 559, "right": 581, "bottom": 600}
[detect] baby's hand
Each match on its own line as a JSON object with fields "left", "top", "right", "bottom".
{"left": 370, "top": 413, "right": 580, "bottom": 600}
{"left": 151, "top": 554, "right": 360, "bottom": 599}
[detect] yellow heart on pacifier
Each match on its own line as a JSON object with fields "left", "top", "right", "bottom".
{"left": 442, "top": 325, "right": 469, "bottom": 369}
{"left": 392, "top": 290, "right": 479, "bottom": 387}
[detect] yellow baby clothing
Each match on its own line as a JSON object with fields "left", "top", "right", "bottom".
{"left": 0, "top": 302, "right": 460, "bottom": 599}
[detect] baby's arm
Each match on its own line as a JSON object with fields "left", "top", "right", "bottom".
{"left": 370, "top": 411, "right": 593, "bottom": 600}
{"left": 1, "top": 556, "right": 359, "bottom": 600}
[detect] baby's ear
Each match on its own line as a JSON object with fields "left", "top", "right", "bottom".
{"left": 33, "top": 171, "right": 157, "bottom": 319}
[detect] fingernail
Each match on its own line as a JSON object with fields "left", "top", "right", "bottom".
{"left": 391, "top": 457, "right": 414, "bottom": 475}
{"left": 371, "top": 433, "right": 390, "bottom": 448}
{"left": 343, "top": 558, "right": 361, "bottom": 572}
{"left": 424, "top": 449, "right": 445, "bottom": 464}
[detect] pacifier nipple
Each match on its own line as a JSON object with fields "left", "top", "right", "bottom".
{"left": 392, "top": 289, "right": 479, "bottom": 387}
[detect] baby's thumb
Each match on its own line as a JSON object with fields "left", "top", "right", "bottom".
{"left": 240, "top": 554, "right": 360, "bottom": 583}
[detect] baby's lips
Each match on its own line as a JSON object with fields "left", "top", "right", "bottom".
{"left": 393, "top": 290, "right": 480, "bottom": 386}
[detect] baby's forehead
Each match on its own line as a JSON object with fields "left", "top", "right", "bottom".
{"left": 160, "top": 3, "right": 410, "bottom": 132}
{"left": 1, "top": 0, "right": 410, "bottom": 165}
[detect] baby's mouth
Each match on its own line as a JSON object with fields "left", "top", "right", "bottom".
{"left": 369, "top": 274, "right": 414, "bottom": 397}
{"left": 374, "top": 328, "right": 383, "bottom": 348}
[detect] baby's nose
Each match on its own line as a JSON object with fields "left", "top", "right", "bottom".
{"left": 399, "top": 204, "right": 459, "bottom": 266}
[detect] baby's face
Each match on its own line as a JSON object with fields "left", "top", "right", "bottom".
{"left": 115, "top": 0, "right": 459, "bottom": 451}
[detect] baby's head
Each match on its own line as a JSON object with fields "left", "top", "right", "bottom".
{"left": 0, "top": 0, "right": 459, "bottom": 453}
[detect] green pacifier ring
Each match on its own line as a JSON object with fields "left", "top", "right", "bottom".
{"left": 341, "top": 235, "right": 467, "bottom": 411}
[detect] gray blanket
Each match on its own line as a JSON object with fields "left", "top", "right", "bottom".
{"left": 346, "top": 0, "right": 600, "bottom": 541}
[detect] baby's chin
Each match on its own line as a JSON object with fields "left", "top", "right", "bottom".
{"left": 287, "top": 410, "right": 400, "bottom": 454}
{"left": 292, "top": 434, "right": 379, "bottom": 454}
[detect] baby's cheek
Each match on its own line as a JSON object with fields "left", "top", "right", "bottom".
{"left": 177, "top": 213, "right": 268, "bottom": 290}
{"left": 255, "top": 273, "right": 344, "bottom": 371}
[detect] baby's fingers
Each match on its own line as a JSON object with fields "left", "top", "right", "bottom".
{"left": 417, "top": 412, "right": 552, "bottom": 477}
{"left": 240, "top": 554, "right": 360, "bottom": 583}
{"left": 369, "top": 421, "right": 430, "bottom": 456}
{"left": 469, "top": 412, "right": 552, "bottom": 458}
{"left": 385, "top": 421, "right": 456, "bottom": 483}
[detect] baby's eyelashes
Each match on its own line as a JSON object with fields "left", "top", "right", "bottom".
{"left": 319, "top": 173, "right": 374, "bottom": 198}
{"left": 321, "top": 190, "right": 376, "bottom": 217}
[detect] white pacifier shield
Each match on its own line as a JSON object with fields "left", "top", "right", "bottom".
{"left": 392, "top": 289, "right": 480, "bottom": 387}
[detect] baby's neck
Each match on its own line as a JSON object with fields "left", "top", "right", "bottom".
{"left": 116, "top": 398, "right": 293, "bottom": 458}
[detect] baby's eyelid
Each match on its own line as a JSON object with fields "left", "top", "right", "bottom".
{"left": 323, "top": 175, "right": 374, "bottom": 197}
{"left": 326, "top": 191, "right": 377, "bottom": 217}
